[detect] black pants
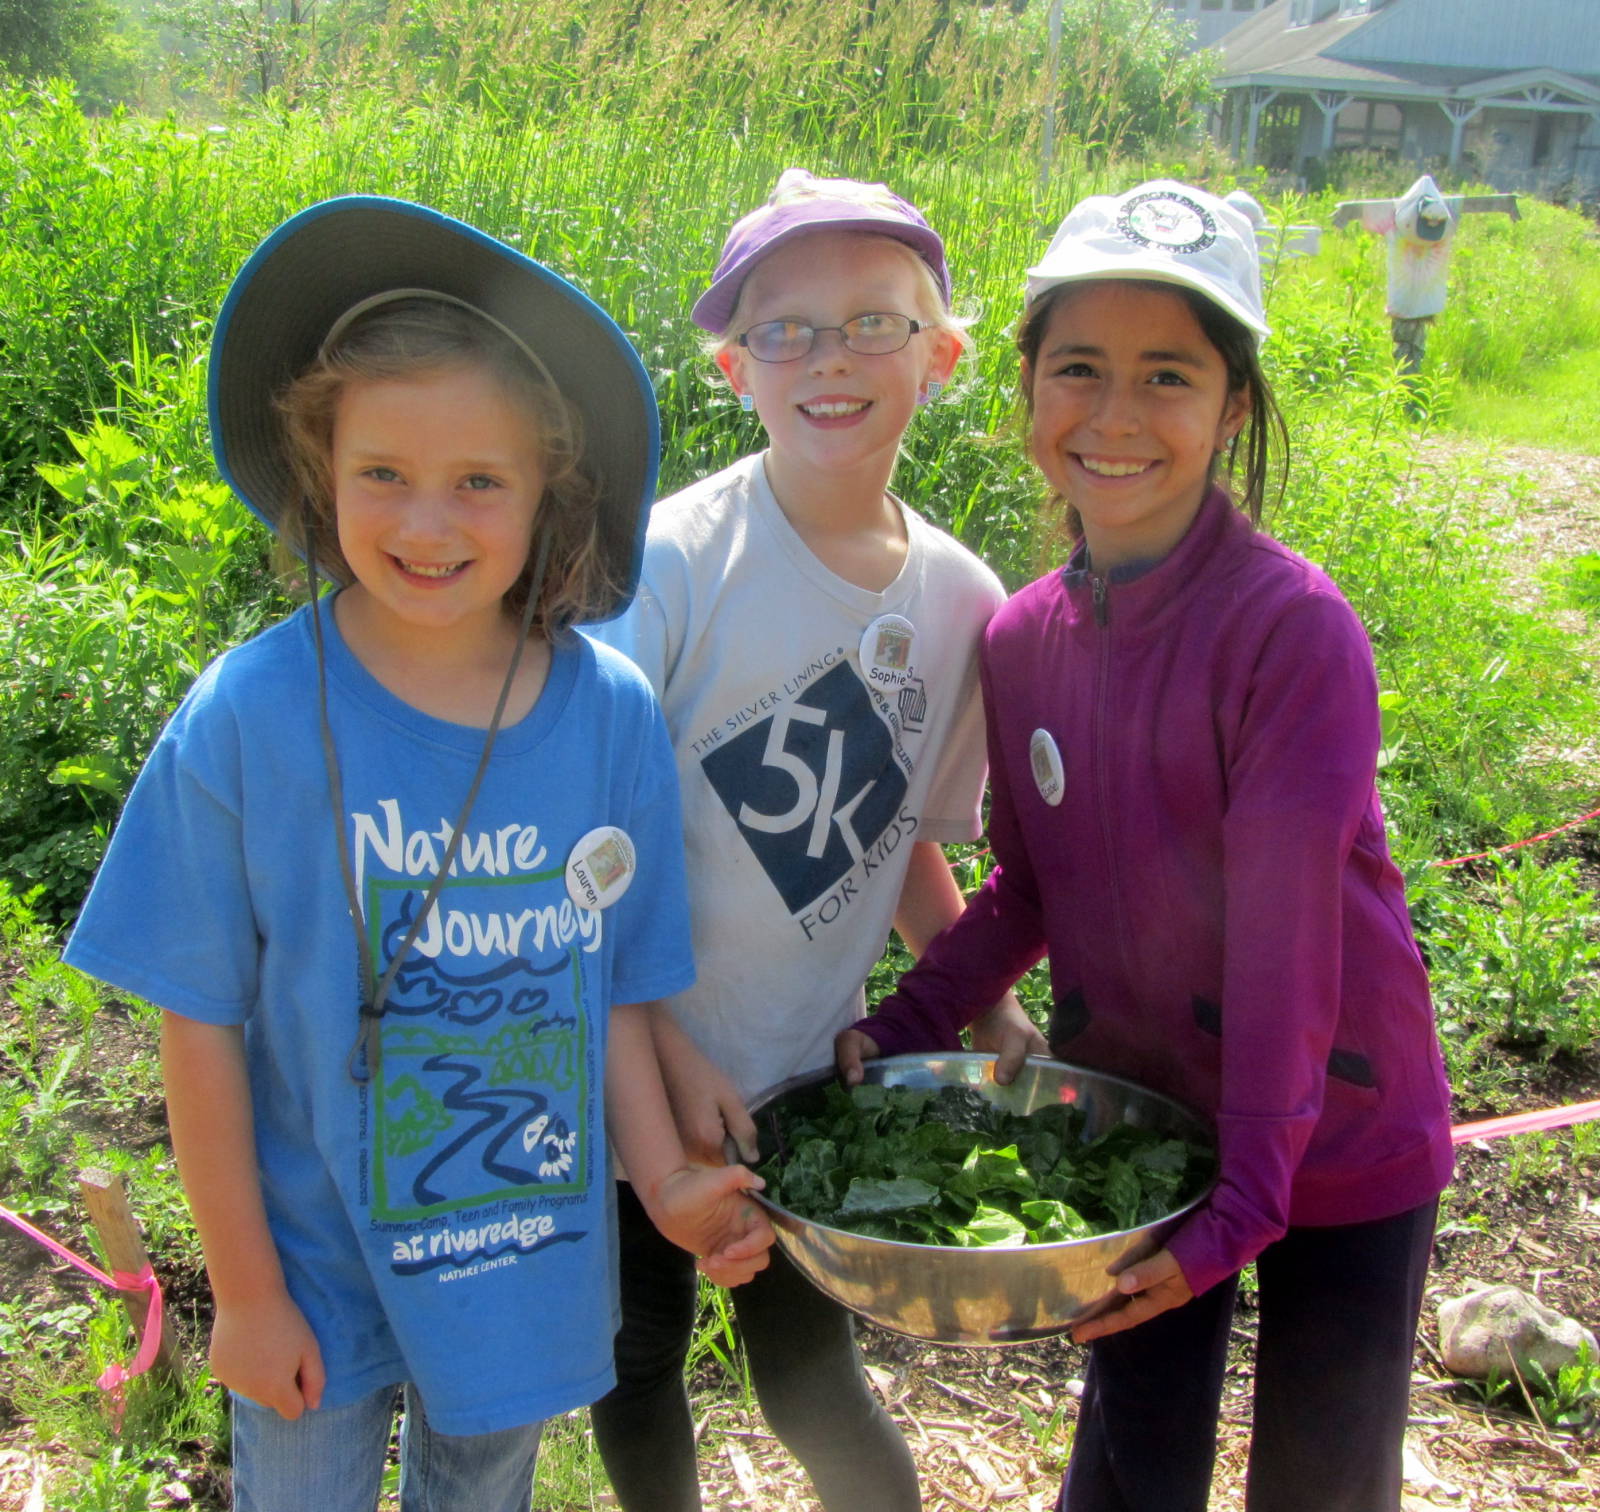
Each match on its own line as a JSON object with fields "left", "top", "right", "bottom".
{"left": 591, "top": 1181, "right": 922, "bottom": 1512}
{"left": 1060, "top": 1200, "right": 1437, "bottom": 1512}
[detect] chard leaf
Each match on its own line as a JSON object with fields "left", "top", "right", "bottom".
{"left": 839, "top": 1176, "right": 939, "bottom": 1217}
{"left": 954, "top": 1204, "right": 1029, "bottom": 1248}
{"left": 960, "top": 1143, "right": 1038, "bottom": 1200}
{"left": 1020, "top": 1199, "right": 1094, "bottom": 1243}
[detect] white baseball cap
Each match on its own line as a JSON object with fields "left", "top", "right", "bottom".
{"left": 1025, "top": 180, "right": 1270, "bottom": 343}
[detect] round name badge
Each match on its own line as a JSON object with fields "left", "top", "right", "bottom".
{"left": 565, "top": 825, "right": 637, "bottom": 910}
{"left": 859, "top": 614, "right": 916, "bottom": 691}
{"left": 1029, "top": 729, "right": 1065, "bottom": 807}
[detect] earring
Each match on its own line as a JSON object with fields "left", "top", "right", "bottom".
{"left": 740, "top": 392, "right": 755, "bottom": 413}
{"left": 919, "top": 380, "right": 944, "bottom": 406}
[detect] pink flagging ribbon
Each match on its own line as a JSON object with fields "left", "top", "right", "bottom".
{"left": 0, "top": 1201, "right": 165, "bottom": 1411}
{"left": 1434, "top": 804, "right": 1600, "bottom": 868}
{"left": 1451, "top": 1098, "right": 1600, "bottom": 1145}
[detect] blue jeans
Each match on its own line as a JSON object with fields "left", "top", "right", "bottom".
{"left": 232, "top": 1382, "right": 542, "bottom": 1512}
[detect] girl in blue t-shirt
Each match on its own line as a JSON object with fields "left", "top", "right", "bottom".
{"left": 66, "top": 197, "right": 771, "bottom": 1512}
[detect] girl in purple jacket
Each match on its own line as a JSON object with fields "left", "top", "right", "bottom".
{"left": 839, "top": 181, "right": 1454, "bottom": 1512}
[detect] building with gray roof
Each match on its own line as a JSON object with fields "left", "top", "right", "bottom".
{"left": 1210, "top": 0, "right": 1600, "bottom": 192}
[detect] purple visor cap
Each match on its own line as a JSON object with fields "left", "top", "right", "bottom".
{"left": 691, "top": 184, "right": 951, "bottom": 335}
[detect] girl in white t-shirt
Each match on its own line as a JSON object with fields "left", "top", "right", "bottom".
{"left": 588, "top": 169, "right": 1046, "bottom": 1511}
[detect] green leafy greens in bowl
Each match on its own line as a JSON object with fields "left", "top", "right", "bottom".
{"left": 756, "top": 1080, "right": 1213, "bottom": 1248}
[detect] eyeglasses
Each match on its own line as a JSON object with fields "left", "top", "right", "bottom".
{"left": 736, "top": 313, "right": 925, "bottom": 363}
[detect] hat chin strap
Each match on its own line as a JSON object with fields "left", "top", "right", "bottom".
{"left": 319, "top": 288, "right": 564, "bottom": 399}
{"left": 301, "top": 503, "right": 553, "bottom": 1083}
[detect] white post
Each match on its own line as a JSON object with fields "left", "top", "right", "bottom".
{"left": 1040, "top": 0, "right": 1064, "bottom": 195}
{"left": 1245, "top": 87, "right": 1281, "bottom": 167}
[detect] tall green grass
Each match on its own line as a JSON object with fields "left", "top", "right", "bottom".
{"left": 141, "top": 0, "right": 1212, "bottom": 162}
{"left": 2, "top": 87, "right": 1597, "bottom": 914}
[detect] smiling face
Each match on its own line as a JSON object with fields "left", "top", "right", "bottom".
{"left": 331, "top": 362, "right": 546, "bottom": 656}
{"left": 717, "top": 230, "right": 960, "bottom": 493}
{"left": 1024, "top": 281, "right": 1249, "bottom": 571}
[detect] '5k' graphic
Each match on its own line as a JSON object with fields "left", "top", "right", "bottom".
{"left": 702, "top": 663, "right": 907, "bottom": 913}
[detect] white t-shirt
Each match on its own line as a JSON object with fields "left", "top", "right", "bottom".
{"left": 589, "top": 452, "right": 1005, "bottom": 1100}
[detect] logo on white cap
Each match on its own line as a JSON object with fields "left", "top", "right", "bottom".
{"left": 1117, "top": 190, "right": 1216, "bottom": 255}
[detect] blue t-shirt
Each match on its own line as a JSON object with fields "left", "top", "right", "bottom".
{"left": 66, "top": 597, "right": 694, "bottom": 1434}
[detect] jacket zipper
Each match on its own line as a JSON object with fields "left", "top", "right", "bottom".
{"left": 1089, "top": 572, "right": 1134, "bottom": 981}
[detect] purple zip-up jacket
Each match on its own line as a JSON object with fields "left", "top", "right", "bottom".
{"left": 857, "top": 489, "right": 1454, "bottom": 1296}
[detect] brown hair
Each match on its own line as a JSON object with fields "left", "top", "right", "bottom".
{"left": 274, "top": 296, "right": 617, "bottom": 637}
{"left": 1015, "top": 279, "right": 1289, "bottom": 548}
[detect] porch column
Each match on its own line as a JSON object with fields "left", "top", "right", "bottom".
{"left": 1314, "top": 91, "right": 1355, "bottom": 156}
{"left": 1245, "top": 87, "right": 1281, "bottom": 167}
{"left": 1439, "top": 100, "right": 1483, "bottom": 169}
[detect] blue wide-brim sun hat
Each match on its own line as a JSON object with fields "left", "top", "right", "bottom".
{"left": 208, "top": 195, "right": 660, "bottom": 623}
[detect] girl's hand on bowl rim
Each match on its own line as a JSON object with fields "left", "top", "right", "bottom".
{"left": 1071, "top": 1246, "right": 1193, "bottom": 1343}
{"left": 834, "top": 1027, "right": 883, "bottom": 1087}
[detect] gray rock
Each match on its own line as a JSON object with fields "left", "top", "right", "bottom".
{"left": 1438, "top": 1284, "right": 1598, "bottom": 1381}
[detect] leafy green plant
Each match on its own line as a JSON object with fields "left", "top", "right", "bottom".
{"left": 1426, "top": 854, "right": 1600, "bottom": 1058}
{"left": 55, "top": 1446, "right": 174, "bottom": 1512}
{"left": 9, "top": 955, "right": 103, "bottom": 1055}
{"left": 686, "top": 1275, "right": 755, "bottom": 1406}
{"left": 0, "top": 1297, "right": 95, "bottom": 1360}
{"left": 2, "top": 403, "right": 275, "bottom": 915}
{"left": 1500, "top": 1131, "right": 1567, "bottom": 1190}
{"left": 1018, "top": 1396, "right": 1073, "bottom": 1474}
{"left": 1521, "top": 1342, "right": 1600, "bottom": 1434}
{"left": 4, "top": 1039, "right": 80, "bottom": 1180}
{"left": 1556, "top": 552, "right": 1600, "bottom": 618}
{"left": 1473, "top": 1341, "right": 1600, "bottom": 1436}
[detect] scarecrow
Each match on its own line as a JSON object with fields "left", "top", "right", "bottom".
{"left": 1332, "top": 173, "right": 1519, "bottom": 373}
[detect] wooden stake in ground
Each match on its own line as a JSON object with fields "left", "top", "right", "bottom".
{"left": 77, "top": 1167, "right": 183, "bottom": 1386}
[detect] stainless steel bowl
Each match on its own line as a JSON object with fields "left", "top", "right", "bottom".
{"left": 746, "top": 1053, "right": 1215, "bottom": 1346}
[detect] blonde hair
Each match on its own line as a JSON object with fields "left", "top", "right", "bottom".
{"left": 275, "top": 297, "right": 618, "bottom": 636}
{"left": 713, "top": 233, "right": 969, "bottom": 360}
